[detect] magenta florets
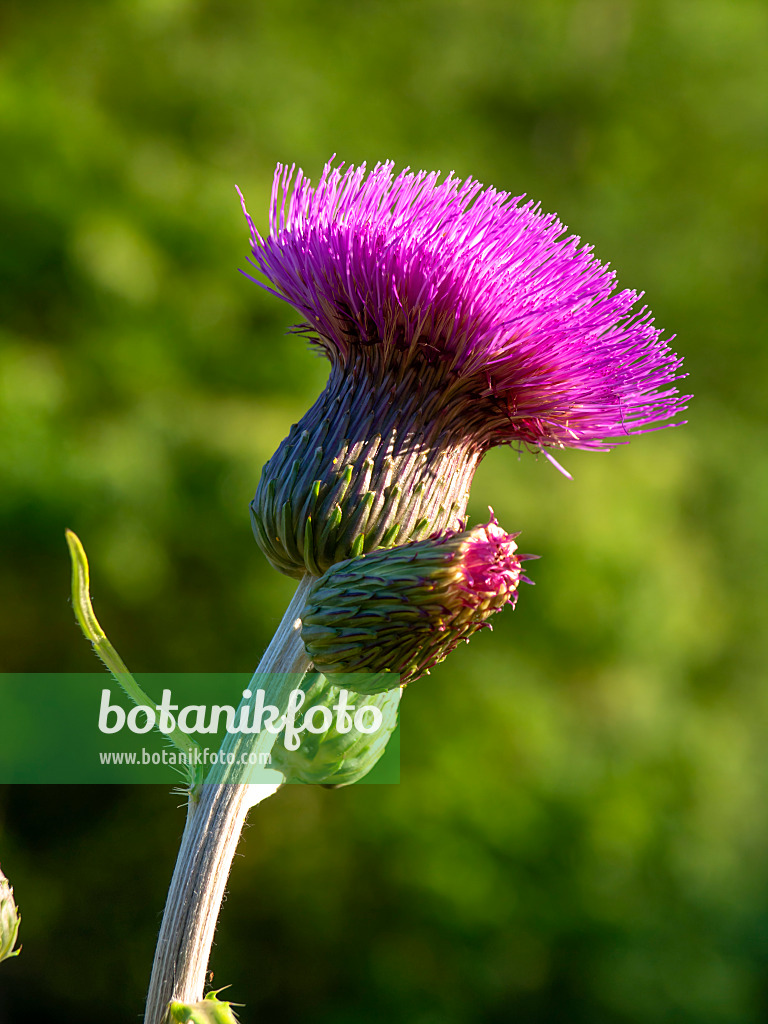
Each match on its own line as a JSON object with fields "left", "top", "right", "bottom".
{"left": 459, "top": 519, "right": 523, "bottom": 607}
{"left": 241, "top": 158, "right": 688, "bottom": 454}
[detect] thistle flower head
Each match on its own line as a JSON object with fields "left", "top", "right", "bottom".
{"left": 242, "top": 158, "right": 687, "bottom": 454}
{"left": 243, "top": 158, "right": 688, "bottom": 578}
{"left": 300, "top": 515, "right": 530, "bottom": 692}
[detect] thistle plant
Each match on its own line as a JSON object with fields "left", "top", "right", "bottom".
{"left": 243, "top": 159, "right": 687, "bottom": 578}
{"left": 50, "top": 157, "right": 688, "bottom": 1022}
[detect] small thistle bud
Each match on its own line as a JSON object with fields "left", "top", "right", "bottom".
{"left": 167, "top": 991, "right": 240, "bottom": 1024}
{"left": 0, "top": 864, "right": 21, "bottom": 964}
{"left": 301, "top": 516, "right": 530, "bottom": 693}
{"left": 270, "top": 675, "right": 400, "bottom": 786}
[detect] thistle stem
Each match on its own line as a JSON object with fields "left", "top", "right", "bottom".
{"left": 144, "top": 577, "right": 314, "bottom": 1024}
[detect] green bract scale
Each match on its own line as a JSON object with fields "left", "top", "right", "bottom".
{"left": 250, "top": 359, "right": 482, "bottom": 578}
{"left": 270, "top": 674, "right": 400, "bottom": 786}
{"left": 300, "top": 517, "right": 530, "bottom": 693}
{"left": 0, "top": 863, "right": 21, "bottom": 964}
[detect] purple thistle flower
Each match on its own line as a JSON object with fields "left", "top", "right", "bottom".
{"left": 242, "top": 158, "right": 686, "bottom": 451}
{"left": 241, "top": 159, "right": 688, "bottom": 578}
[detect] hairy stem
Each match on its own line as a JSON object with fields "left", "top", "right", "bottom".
{"left": 144, "top": 577, "right": 314, "bottom": 1024}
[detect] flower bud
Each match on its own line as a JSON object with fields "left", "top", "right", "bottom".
{"left": 0, "top": 863, "right": 21, "bottom": 964}
{"left": 167, "top": 991, "right": 240, "bottom": 1024}
{"left": 301, "top": 516, "right": 529, "bottom": 693}
{"left": 270, "top": 675, "right": 400, "bottom": 786}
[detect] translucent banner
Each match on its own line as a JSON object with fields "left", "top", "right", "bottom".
{"left": 0, "top": 674, "right": 400, "bottom": 785}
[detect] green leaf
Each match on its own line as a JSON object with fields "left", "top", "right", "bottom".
{"left": 65, "top": 529, "right": 202, "bottom": 789}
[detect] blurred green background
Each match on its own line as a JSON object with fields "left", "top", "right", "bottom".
{"left": 1, "top": 0, "right": 767, "bottom": 1020}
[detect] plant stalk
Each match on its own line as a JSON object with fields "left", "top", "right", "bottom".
{"left": 144, "top": 577, "right": 314, "bottom": 1024}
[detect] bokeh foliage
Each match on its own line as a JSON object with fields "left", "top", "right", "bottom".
{"left": 1, "top": 0, "right": 767, "bottom": 1021}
